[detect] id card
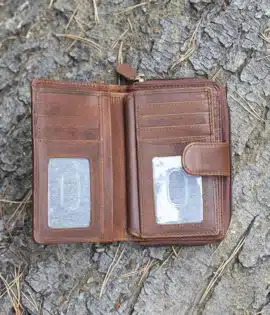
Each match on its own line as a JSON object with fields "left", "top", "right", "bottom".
{"left": 152, "top": 156, "right": 203, "bottom": 225}
{"left": 48, "top": 158, "right": 91, "bottom": 228}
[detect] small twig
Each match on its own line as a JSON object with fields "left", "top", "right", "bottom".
{"left": 65, "top": 3, "right": 80, "bottom": 30}
{"left": 138, "top": 259, "right": 155, "bottom": 286}
{"left": 6, "top": 190, "right": 32, "bottom": 229}
{"left": 158, "top": 251, "right": 174, "bottom": 270}
{"left": 21, "top": 290, "right": 39, "bottom": 313}
{"left": 99, "top": 245, "right": 125, "bottom": 297}
{"left": 235, "top": 90, "right": 264, "bottom": 116}
{"left": 172, "top": 246, "right": 181, "bottom": 258}
{"left": 92, "top": 0, "right": 99, "bottom": 24}
{"left": 118, "top": 2, "right": 148, "bottom": 14}
{"left": 120, "top": 267, "right": 147, "bottom": 279}
{"left": 74, "top": 17, "right": 91, "bottom": 29}
{"left": 0, "top": 187, "right": 9, "bottom": 234}
{"left": 259, "top": 34, "right": 270, "bottom": 43}
{"left": 121, "top": 259, "right": 157, "bottom": 279}
{"left": 117, "top": 40, "right": 124, "bottom": 65}
{"left": 0, "top": 267, "right": 23, "bottom": 315}
{"left": 56, "top": 33, "right": 102, "bottom": 52}
{"left": 229, "top": 94, "right": 265, "bottom": 122}
{"left": 210, "top": 67, "right": 222, "bottom": 80}
{"left": 117, "top": 40, "right": 124, "bottom": 84}
{"left": 199, "top": 236, "right": 246, "bottom": 304}
{"left": 0, "top": 198, "right": 31, "bottom": 204}
{"left": 48, "top": 0, "right": 54, "bottom": 9}
{"left": 170, "top": 19, "right": 201, "bottom": 71}
{"left": 127, "top": 18, "right": 133, "bottom": 32}
{"left": 57, "top": 245, "right": 68, "bottom": 263}
{"left": 66, "top": 31, "right": 84, "bottom": 51}
{"left": 112, "top": 29, "right": 129, "bottom": 49}
{"left": 66, "top": 281, "right": 80, "bottom": 304}
{"left": 0, "top": 277, "right": 20, "bottom": 299}
{"left": 259, "top": 26, "right": 270, "bottom": 43}
{"left": 74, "top": 17, "right": 86, "bottom": 33}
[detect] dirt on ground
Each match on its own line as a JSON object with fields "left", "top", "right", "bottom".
{"left": 0, "top": 0, "right": 270, "bottom": 314}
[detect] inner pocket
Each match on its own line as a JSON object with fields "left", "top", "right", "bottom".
{"left": 138, "top": 124, "right": 210, "bottom": 140}
{"left": 138, "top": 112, "right": 209, "bottom": 127}
{"left": 136, "top": 140, "right": 219, "bottom": 238}
{"left": 152, "top": 155, "right": 203, "bottom": 225}
{"left": 36, "top": 116, "right": 100, "bottom": 140}
{"left": 48, "top": 157, "right": 91, "bottom": 229}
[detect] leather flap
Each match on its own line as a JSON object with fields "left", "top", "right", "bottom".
{"left": 182, "top": 142, "right": 230, "bottom": 176}
{"left": 116, "top": 64, "right": 137, "bottom": 80}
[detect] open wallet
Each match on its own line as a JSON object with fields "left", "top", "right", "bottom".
{"left": 31, "top": 64, "right": 231, "bottom": 245}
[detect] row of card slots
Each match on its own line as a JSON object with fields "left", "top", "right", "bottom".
{"left": 136, "top": 111, "right": 211, "bottom": 140}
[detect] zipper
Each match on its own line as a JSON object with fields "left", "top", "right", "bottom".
{"left": 116, "top": 63, "right": 213, "bottom": 87}
{"left": 116, "top": 63, "right": 145, "bottom": 83}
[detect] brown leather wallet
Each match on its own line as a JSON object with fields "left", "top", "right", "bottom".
{"left": 31, "top": 64, "right": 231, "bottom": 245}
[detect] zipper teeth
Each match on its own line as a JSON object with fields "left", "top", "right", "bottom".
{"left": 130, "top": 78, "right": 217, "bottom": 91}
{"left": 32, "top": 78, "right": 126, "bottom": 91}
{"left": 134, "top": 77, "right": 211, "bottom": 84}
{"left": 32, "top": 78, "right": 107, "bottom": 87}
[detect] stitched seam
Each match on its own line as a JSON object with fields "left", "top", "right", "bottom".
{"left": 99, "top": 95, "right": 105, "bottom": 239}
{"left": 138, "top": 136, "right": 210, "bottom": 143}
{"left": 211, "top": 88, "right": 220, "bottom": 234}
{"left": 32, "top": 79, "right": 127, "bottom": 92}
{"left": 138, "top": 124, "right": 210, "bottom": 131}
{"left": 133, "top": 82, "right": 219, "bottom": 92}
{"left": 35, "top": 89, "right": 104, "bottom": 102}
{"left": 137, "top": 100, "right": 208, "bottom": 116}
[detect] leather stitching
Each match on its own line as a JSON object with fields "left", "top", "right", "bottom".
{"left": 182, "top": 142, "right": 230, "bottom": 176}
{"left": 32, "top": 80, "right": 229, "bottom": 241}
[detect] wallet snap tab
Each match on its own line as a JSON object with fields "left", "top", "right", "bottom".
{"left": 182, "top": 142, "right": 230, "bottom": 176}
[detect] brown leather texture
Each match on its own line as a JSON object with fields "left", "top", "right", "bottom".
{"left": 182, "top": 142, "right": 230, "bottom": 176}
{"left": 31, "top": 77, "right": 231, "bottom": 245}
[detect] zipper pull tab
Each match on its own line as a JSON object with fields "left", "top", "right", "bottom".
{"left": 116, "top": 64, "right": 145, "bottom": 82}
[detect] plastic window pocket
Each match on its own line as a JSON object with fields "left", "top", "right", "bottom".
{"left": 48, "top": 158, "right": 91, "bottom": 229}
{"left": 152, "top": 156, "right": 203, "bottom": 225}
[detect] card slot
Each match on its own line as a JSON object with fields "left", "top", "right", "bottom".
{"left": 33, "top": 139, "right": 103, "bottom": 243}
{"left": 35, "top": 116, "right": 100, "bottom": 140}
{"left": 36, "top": 90, "right": 99, "bottom": 105}
{"left": 135, "top": 141, "right": 219, "bottom": 238}
{"left": 34, "top": 103, "right": 99, "bottom": 118}
{"left": 34, "top": 91, "right": 100, "bottom": 117}
{"left": 137, "top": 136, "right": 211, "bottom": 144}
{"left": 138, "top": 111, "right": 209, "bottom": 117}
{"left": 36, "top": 126, "right": 100, "bottom": 141}
{"left": 138, "top": 124, "right": 210, "bottom": 140}
{"left": 136, "top": 91, "right": 208, "bottom": 106}
{"left": 138, "top": 113, "right": 210, "bottom": 128}
{"left": 35, "top": 115, "right": 99, "bottom": 129}
{"left": 36, "top": 139, "right": 100, "bottom": 143}
{"left": 137, "top": 100, "right": 209, "bottom": 115}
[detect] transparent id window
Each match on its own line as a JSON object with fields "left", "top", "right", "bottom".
{"left": 48, "top": 158, "right": 91, "bottom": 228}
{"left": 152, "top": 156, "right": 203, "bottom": 225}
